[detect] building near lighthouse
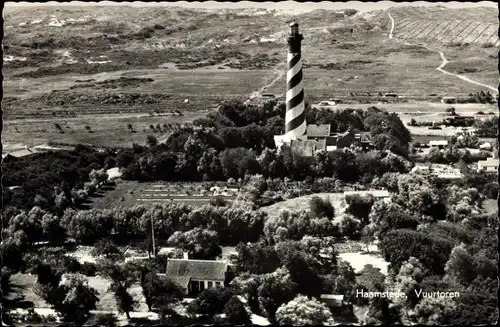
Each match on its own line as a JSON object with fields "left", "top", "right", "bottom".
{"left": 274, "top": 22, "right": 367, "bottom": 156}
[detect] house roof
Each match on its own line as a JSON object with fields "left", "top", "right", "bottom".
{"left": 166, "top": 259, "right": 228, "bottom": 281}
{"left": 320, "top": 294, "right": 344, "bottom": 301}
{"left": 429, "top": 140, "right": 448, "bottom": 146}
{"left": 290, "top": 139, "right": 317, "bottom": 156}
{"left": 478, "top": 159, "right": 499, "bottom": 167}
{"left": 316, "top": 139, "right": 327, "bottom": 151}
{"left": 307, "top": 124, "right": 331, "bottom": 137}
{"left": 2, "top": 149, "right": 35, "bottom": 158}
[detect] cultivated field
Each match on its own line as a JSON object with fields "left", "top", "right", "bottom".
{"left": 387, "top": 6, "right": 499, "bottom": 46}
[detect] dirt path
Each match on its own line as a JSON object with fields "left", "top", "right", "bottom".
{"left": 387, "top": 11, "right": 498, "bottom": 94}
{"left": 248, "top": 63, "right": 286, "bottom": 100}
{"left": 387, "top": 12, "right": 395, "bottom": 39}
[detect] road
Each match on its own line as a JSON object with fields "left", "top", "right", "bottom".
{"left": 387, "top": 12, "right": 498, "bottom": 94}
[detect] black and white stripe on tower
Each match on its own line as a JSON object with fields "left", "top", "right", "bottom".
{"left": 285, "top": 21, "right": 306, "bottom": 140}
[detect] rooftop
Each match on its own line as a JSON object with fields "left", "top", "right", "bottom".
{"left": 306, "top": 124, "right": 331, "bottom": 137}
{"left": 320, "top": 294, "right": 344, "bottom": 301}
{"left": 429, "top": 140, "right": 448, "bottom": 146}
{"left": 166, "top": 259, "right": 228, "bottom": 281}
{"left": 478, "top": 158, "right": 499, "bottom": 167}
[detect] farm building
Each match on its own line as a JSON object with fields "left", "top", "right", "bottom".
{"left": 429, "top": 140, "right": 448, "bottom": 149}
{"left": 477, "top": 158, "right": 499, "bottom": 173}
{"left": 164, "top": 258, "right": 229, "bottom": 296}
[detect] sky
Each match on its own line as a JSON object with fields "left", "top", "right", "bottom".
{"left": 5, "top": 1, "right": 498, "bottom": 13}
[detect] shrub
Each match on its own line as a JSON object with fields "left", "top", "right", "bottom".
{"left": 80, "top": 262, "right": 98, "bottom": 277}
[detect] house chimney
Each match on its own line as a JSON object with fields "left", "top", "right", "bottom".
{"left": 183, "top": 252, "right": 189, "bottom": 260}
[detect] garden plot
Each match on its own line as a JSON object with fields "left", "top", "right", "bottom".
{"left": 136, "top": 183, "right": 239, "bottom": 206}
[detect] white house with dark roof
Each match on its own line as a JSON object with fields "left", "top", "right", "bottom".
{"left": 477, "top": 158, "right": 499, "bottom": 173}
{"left": 165, "top": 258, "right": 229, "bottom": 296}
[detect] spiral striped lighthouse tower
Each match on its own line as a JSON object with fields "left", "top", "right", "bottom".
{"left": 274, "top": 21, "right": 307, "bottom": 148}
{"left": 285, "top": 21, "right": 306, "bottom": 139}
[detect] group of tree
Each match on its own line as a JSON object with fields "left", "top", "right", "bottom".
{"left": 2, "top": 202, "right": 267, "bottom": 263}
{"left": 117, "top": 100, "right": 412, "bottom": 183}
{"left": 2, "top": 145, "right": 115, "bottom": 214}
{"left": 363, "top": 171, "right": 498, "bottom": 324}
{"left": 473, "top": 115, "right": 498, "bottom": 137}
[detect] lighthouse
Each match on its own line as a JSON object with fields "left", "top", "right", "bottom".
{"left": 274, "top": 21, "right": 308, "bottom": 148}
{"left": 285, "top": 21, "right": 306, "bottom": 139}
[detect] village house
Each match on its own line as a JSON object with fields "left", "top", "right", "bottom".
{"left": 477, "top": 158, "right": 499, "bottom": 173}
{"left": 289, "top": 124, "right": 369, "bottom": 156}
{"left": 320, "top": 294, "right": 345, "bottom": 308}
{"left": 164, "top": 257, "right": 229, "bottom": 296}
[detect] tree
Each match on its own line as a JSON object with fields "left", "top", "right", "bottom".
{"left": 335, "top": 213, "right": 363, "bottom": 238}
{"left": 222, "top": 207, "right": 265, "bottom": 245}
{"left": 257, "top": 268, "right": 298, "bottom": 321}
{"left": 89, "top": 169, "right": 109, "bottom": 187}
{"left": 54, "top": 122, "right": 64, "bottom": 133}
{"left": 275, "top": 241, "right": 324, "bottom": 297}
{"left": 366, "top": 200, "right": 418, "bottom": 239}
{"left": 223, "top": 296, "right": 251, "bottom": 324}
{"left": 187, "top": 288, "right": 233, "bottom": 316}
{"left": 414, "top": 296, "right": 457, "bottom": 324}
{"left": 444, "top": 243, "right": 477, "bottom": 286}
{"left": 142, "top": 272, "right": 184, "bottom": 312}
{"left": 345, "top": 194, "right": 374, "bottom": 224}
{"left": 275, "top": 295, "right": 333, "bottom": 325}
{"left": 309, "top": 196, "right": 335, "bottom": 219}
{"left": 357, "top": 264, "right": 385, "bottom": 292}
{"left": 91, "top": 239, "right": 124, "bottom": 262}
{"left": 127, "top": 123, "right": 134, "bottom": 132}
{"left": 379, "top": 229, "right": 453, "bottom": 275}
{"left": 47, "top": 275, "right": 100, "bottom": 323}
{"left": 389, "top": 257, "right": 428, "bottom": 311}
{"left": 146, "top": 135, "right": 158, "bottom": 147}
{"left": 167, "top": 228, "right": 222, "bottom": 260}
{"left": 235, "top": 241, "right": 281, "bottom": 275}
{"left": 364, "top": 297, "right": 401, "bottom": 325}
{"left": 112, "top": 284, "right": 136, "bottom": 319}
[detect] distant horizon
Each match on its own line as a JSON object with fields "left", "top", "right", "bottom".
{"left": 5, "top": 1, "right": 498, "bottom": 13}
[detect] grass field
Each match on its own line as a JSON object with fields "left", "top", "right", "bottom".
{"left": 260, "top": 190, "right": 390, "bottom": 220}
{"left": 2, "top": 111, "right": 207, "bottom": 149}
